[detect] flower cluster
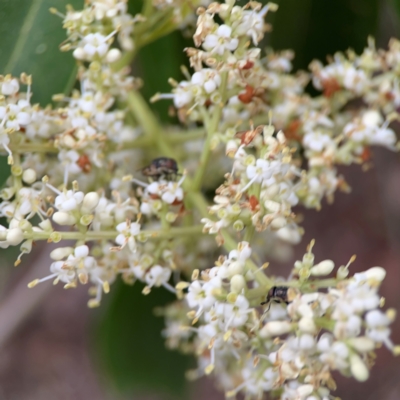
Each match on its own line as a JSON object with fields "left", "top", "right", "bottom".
{"left": 0, "top": 0, "right": 398, "bottom": 398}
{"left": 163, "top": 241, "right": 398, "bottom": 399}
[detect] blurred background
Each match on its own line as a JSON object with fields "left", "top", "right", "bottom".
{"left": 0, "top": 0, "right": 400, "bottom": 399}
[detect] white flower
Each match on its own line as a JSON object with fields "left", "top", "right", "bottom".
{"left": 145, "top": 265, "right": 171, "bottom": 287}
{"left": 1, "top": 78, "right": 19, "bottom": 95}
{"left": 215, "top": 294, "right": 250, "bottom": 328}
{"left": 365, "top": 310, "right": 393, "bottom": 349}
{"left": 58, "top": 150, "right": 82, "bottom": 184}
{"left": 50, "top": 261, "right": 76, "bottom": 284}
{"left": 343, "top": 67, "right": 368, "bottom": 94}
{"left": 303, "top": 131, "right": 334, "bottom": 152}
{"left": 191, "top": 69, "right": 221, "bottom": 94}
{"left": 186, "top": 277, "right": 221, "bottom": 312}
{"left": 161, "top": 182, "right": 184, "bottom": 204}
{"left": 236, "top": 5, "right": 270, "bottom": 45}
{"left": 369, "top": 127, "right": 396, "bottom": 148}
{"left": 203, "top": 25, "right": 239, "bottom": 55}
{"left": 115, "top": 221, "right": 141, "bottom": 251}
{"left": 55, "top": 190, "right": 84, "bottom": 212}
{"left": 173, "top": 82, "right": 193, "bottom": 108}
{"left": 82, "top": 33, "right": 110, "bottom": 58}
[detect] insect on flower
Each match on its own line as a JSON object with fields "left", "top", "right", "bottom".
{"left": 141, "top": 157, "right": 180, "bottom": 181}
{"left": 261, "top": 286, "right": 290, "bottom": 311}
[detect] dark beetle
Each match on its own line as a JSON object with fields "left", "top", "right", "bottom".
{"left": 141, "top": 157, "right": 179, "bottom": 180}
{"left": 261, "top": 286, "right": 290, "bottom": 310}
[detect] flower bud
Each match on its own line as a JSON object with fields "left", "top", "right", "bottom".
{"left": 50, "top": 247, "right": 74, "bottom": 261}
{"left": 298, "top": 317, "right": 316, "bottom": 334}
{"left": 6, "top": 228, "right": 23, "bottom": 246}
{"left": 73, "top": 47, "right": 85, "bottom": 60}
{"left": 350, "top": 354, "right": 369, "bottom": 381}
{"left": 230, "top": 275, "right": 246, "bottom": 293}
{"left": 365, "top": 266, "right": 386, "bottom": 282}
{"left": 106, "top": 48, "right": 121, "bottom": 63}
{"left": 296, "top": 384, "right": 313, "bottom": 397}
{"left": 276, "top": 226, "right": 302, "bottom": 244}
{"left": 260, "top": 321, "right": 292, "bottom": 337}
{"left": 0, "top": 229, "right": 7, "bottom": 240}
{"left": 347, "top": 337, "right": 375, "bottom": 352}
{"left": 38, "top": 219, "right": 52, "bottom": 231}
{"left": 264, "top": 200, "right": 280, "bottom": 213}
{"left": 270, "top": 216, "right": 286, "bottom": 230}
{"left": 228, "top": 261, "right": 244, "bottom": 276}
{"left": 310, "top": 260, "right": 335, "bottom": 276}
{"left": 22, "top": 168, "right": 37, "bottom": 184}
{"left": 53, "top": 211, "right": 76, "bottom": 226}
{"left": 82, "top": 192, "right": 100, "bottom": 212}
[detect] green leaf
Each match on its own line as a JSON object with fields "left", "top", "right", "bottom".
{"left": 270, "top": 0, "right": 380, "bottom": 70}
{"left": 0, "top": 0, "right": 81, "bottom": 106}
{"left": 95, "top": 281, "right": 191, "bottom": 399}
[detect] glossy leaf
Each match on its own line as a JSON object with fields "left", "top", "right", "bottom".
{"left": 0, "top": 0, "right": 81, "bottom": 106}
{"left": 270, "top": 0, "right": 380, "bottom": 70}
{"left": 95, "top": 282, "right": 191, "bottom": 399}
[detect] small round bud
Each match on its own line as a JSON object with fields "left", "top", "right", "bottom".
{"left": 6, "top": 228, "right": 24, "bottom": 246}
{"left": 38, "top": 219, "right": 52, "bottom": 231}
{"left": 230, "top": 274, "right": 246, "bottom": 293}
{"left": 106, "top": 48, "right": 121, "bottom": 63}
{"left": 347, "top": 337, "right": 375, "bottom": 352}
{"left": 22, "top": 168, "right": 37, "bottom": 184}
{"left": 310, "top": 260, "right": 335, "bottom": 276}
{"left": 73, "top": 47, "right": 85, "bottom": 60}
{"left": 260, "top": 321, "right": 293, "bottom": 337}
{"left": 365, "top": 266, "right": 386, "bottom": 282}
{"left": 270, "top": 216, "right": 286, "bottom": 230}
{"left": 264, "top": 200, "right": 280, "bottom": 213}
{"left": 82, "top": 192, "right": 100, "bottom": 212}
{"left": 53, "top": 211, "right": 76, "bottom": 226}
{"left": 298, "top": 317, "right": 316, "bottom": 334}
{"left": 50, "top": 247, "right": 74, "bottom": 261}
{"left": 228, "top": 261, "right": 244, "bottom": 276}
{"left": 350, "top": 354, "right": 369, "bottom": 382}
{"left": 296, "top": 384, "right": 313, "bottom": 398}
{"left": 276, "top": 226, "right": 302, "bottom": 244}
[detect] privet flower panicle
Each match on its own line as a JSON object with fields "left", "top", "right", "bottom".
{"left": 161, "top": 241, "right": 397, "bottom": 399}
{"left": 0, "top": 0, "right": 398, "bottom": 398}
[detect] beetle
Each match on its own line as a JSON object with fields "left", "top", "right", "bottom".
{"left": 261, "top": 286, "right": 290, "bottom": 311}
{"left": 141, "top": 157, "right": 179, "bottom": 181}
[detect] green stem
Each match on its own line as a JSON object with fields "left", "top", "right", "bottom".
{"left": 24, "top": 225, "right": 204, "bottom": 242}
